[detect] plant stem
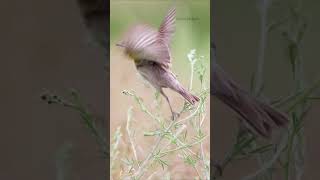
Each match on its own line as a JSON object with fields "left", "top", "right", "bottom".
{"left": 254, "top": 1, "right": 272, "bottom": 180}
{"left": 254, "top": 0, "right": 269, "bottom": 96}
{"left": 126, "top": 107, "right": 139, "bottom": 167}
{"left": 132, "top": 103, "right": 202, "bottom": 179}
{"left": 189, "top": 62, "right": 195, "bottom": 91}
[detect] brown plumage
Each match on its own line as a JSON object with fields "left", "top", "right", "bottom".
{"left": 117, "top": 7, "right": 199, "bottom": 119}
{"left": 212, "top": 62, "right": 289, "bottom": 137}
{"left": 76, "top": 1, "right": 288, "bottom": 137}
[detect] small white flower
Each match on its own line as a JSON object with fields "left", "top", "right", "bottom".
{"left": 187, "top": 49, "right": 197, "bottom": 63}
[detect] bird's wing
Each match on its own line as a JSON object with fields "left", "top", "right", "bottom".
{"left": 122, "top": 24, "right": 158, "bottom": 51}
{"left": 122, "top": 24, "right": 171, "bottom": 68}
{"left": 140, "top": 41, "right": 171, "bottom": 68}
{"left": 158, "top": 7, "right": 176, "bottom": 46}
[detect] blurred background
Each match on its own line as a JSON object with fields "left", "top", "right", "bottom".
{"left": 1, "top": 0, "right": 320, "bottom": 179}
{"left": 212, "top": 0, "right": 320, "bottom": 179}
{"left": 0, "top": 0, "right": 106, "bottom": 179}
{"left": 110, "top": 0, "right": 210, "bottom": 179}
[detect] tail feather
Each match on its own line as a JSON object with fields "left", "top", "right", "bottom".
{"left": 259, "top": 102, "right": 289, "bottom": 127}
{"left": 177, "top": 87, "right": 200, "bottom": 105}
{"left": 215, "top": 90, "right": 288, "bottom": 138}
{"left": 212, "top": 64, "right": 289, "bottom": 138}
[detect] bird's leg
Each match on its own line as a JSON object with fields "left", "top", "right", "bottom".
{"left": 160, "top": 89, "right": 179, "bottom": 120}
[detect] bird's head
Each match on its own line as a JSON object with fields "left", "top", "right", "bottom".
{"left": 115, "top": 24, "right": 159, "bottom": 62}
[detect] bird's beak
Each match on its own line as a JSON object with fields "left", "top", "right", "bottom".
{"left": 116, "top": 43, "right": 132, "bottom": 60}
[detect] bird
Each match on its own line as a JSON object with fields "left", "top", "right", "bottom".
{"left": 116, "top": 7, "right": 200, "bottom": 120}
{"left": 75, "top": 1, "right": 288, "bottom": 137}
{"left": 211, "top": 47, "right": 289, "bottom": 138}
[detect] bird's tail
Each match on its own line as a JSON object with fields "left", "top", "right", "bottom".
{"left": 212, "top": 64, "right": 289, "bottom": 138}
{"left": 217, "top": 91, "right": 289, "bottom": 138}
{"left": 177, "top": 86, "right": 200, "bottom": 105}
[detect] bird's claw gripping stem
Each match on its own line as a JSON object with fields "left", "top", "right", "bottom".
{"left": 171, "top": 112, "right": 180, "bottom": 121}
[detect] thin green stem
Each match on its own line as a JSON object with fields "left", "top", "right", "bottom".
{"left": 254, "top": 0, "right": 269, "bottom": 96}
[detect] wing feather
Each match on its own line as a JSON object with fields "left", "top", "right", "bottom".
{"left": 120, "top": 7, "right": 176, "bottom": 68}
{"left": 123, "top": 24, "right": 158, "bottom": 50}
{"left": 158, "top": 7, "right": 176, "bottom": 46}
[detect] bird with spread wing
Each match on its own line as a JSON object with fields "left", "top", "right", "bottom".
{"left": 75, "top": 2, "right": 288, "bottom": 137}
{"left": 116, "top": 7, "right": 200, "bottom": 120}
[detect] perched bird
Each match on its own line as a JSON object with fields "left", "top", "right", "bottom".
{"left": 116, "top": 7, "right": 199, "bottom": 119}
{"left": 211, "top": 46, "right": 289, "bottom": 138}
{"left": 75, "top": 1, "right": 287, "bottom": 137}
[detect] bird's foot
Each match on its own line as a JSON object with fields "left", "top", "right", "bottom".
{"left": 171, "top": 112, "right": 180, "bottom": 121}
